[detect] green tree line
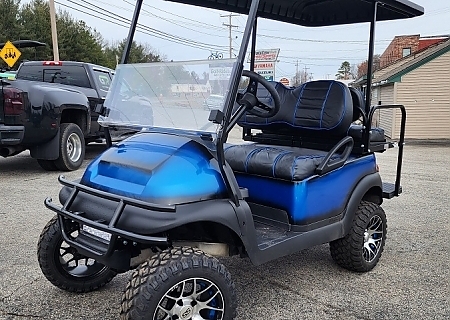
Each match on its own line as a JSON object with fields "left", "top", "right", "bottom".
{"left": 0, "top": 0, "right": 162, "bottom": 69}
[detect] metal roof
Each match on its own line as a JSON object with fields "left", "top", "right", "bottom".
{"left": 166, "top": 0, "right": 424, "bottom": 26}
{"left": 0, "top": 40, "right": 47, "bottom": 49}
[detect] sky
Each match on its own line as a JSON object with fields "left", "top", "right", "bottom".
{"left": 48, "top": 0, "right": 450, "bottom": 80}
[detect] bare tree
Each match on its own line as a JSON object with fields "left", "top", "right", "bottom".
{"left": 356, "top": 54, "right": 381, "bottom": 79}
{"left": 291, "top": 69, "right": 313, "bottom": 86}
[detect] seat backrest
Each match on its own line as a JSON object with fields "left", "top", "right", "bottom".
{"left": 348, "top": 87, "right": 366, "bottom": 122}
{"left": 238, "top": 80, "right": 353, "bottom": 137}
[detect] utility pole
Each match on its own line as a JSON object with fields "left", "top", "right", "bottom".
{"left": 221, "top": 13, "right": 239, "bottom": 58}
{"left": 295, "top": 59, "right": 299, "bottom": 85}
{"left": 48, "top": 0, "right": 59, "bottom": 61}
{"left": 303, "top": 65, "right": 310, "bottom": 83}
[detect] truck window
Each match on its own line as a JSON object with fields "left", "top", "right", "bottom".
{"left": 92, "top": 69, "right": 112, "bottom": 96}
{"left": 17, "top": 65, "right": 92, "bottom": 89}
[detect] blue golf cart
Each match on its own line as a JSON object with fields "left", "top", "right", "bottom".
{"left": 37, "top": 0, "right": 424, "bottom": 319}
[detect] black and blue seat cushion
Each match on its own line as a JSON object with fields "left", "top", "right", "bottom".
{"left": 238, "top": 80, "right": 354, "bottom": 137}
{"left": 224, "top": 143, "right": 338, "bottom": 181}
{"left": 226, "top": 80, "right": 353, "bottom": 181}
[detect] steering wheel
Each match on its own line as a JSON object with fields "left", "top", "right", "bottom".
{"left": 240, "top": 70, "right": 281, "bottom": 118}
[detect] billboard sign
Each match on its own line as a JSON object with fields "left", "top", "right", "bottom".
{"left": 209, "top": 66, "right": 233, "bottom": 80}
{"left": 254, "top": 62, "right": 275, "bottom": 81}
{"left": 249, "top": 49, "right": 280, "bottom": 62}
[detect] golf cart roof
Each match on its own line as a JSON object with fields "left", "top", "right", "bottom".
{"left": 166, "top": 0, "right": 424, "bottom": 26}
{"left": 0, "top": 40, "right": 47, "bottom": 49}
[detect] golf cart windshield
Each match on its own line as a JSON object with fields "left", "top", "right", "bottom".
{"left": 99, "top": 59, "right": 236, "bottom": 135}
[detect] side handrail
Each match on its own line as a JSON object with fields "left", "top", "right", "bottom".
{"left": 367, "top": 104, "right": 406, "bottom": 197}
{"left": 315, "top": 136, "right": 354, "bottom": 175}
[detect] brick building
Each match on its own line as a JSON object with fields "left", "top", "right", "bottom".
{"left": 379, "top": 35, "right": 449, "bottom": 68}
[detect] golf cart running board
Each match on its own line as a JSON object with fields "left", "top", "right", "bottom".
{"left": 254, "top": 222, "right": 290, "bottom": 250}
{"left": 382, "top": 182, "right": 402, "bottom": 199}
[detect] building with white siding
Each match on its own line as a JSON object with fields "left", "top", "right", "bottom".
{"left": 355, "top": 38, "right": 450, "bottom": 140}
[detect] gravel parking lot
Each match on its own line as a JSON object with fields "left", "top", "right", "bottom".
{"left": 0, "top": 142, "right": 449, "bottom": 320}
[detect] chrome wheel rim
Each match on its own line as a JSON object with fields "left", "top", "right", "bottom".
{"left": 66, "top": 132, "right": 82, "bottom": 162}
{"left": 153, "top": 277, "right": 225, "bottom": 320}
{"left": 363, "top": 215, "right": 384, "bottom": 263}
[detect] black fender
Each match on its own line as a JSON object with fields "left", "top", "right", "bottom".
{"left": 12, "top": 81, "right": 90, "bottom": 145}
{"left": 59, "top": 186, "right": 246, "bottom": 238}
{"left": 42, "top": 88, "right": 90, "bottom": 134}
{"left": 26, "top": 85, "right": 89, "bottom": 159}
{"left": 340, "top": 172, "right": 382, "bottom": 236}
{"left": 26, "top": 83, "right": 89, "bottom": 119}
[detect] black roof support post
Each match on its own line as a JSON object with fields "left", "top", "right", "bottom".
{"left": 216, "top": 0, "right": 261, "bottom": 205}
{"left": 242, "top": 17, "right": 258, "bottom": 140}
{"left": 121, "top": 0, "right": 144, "bottom": 64}
{"left": 363, "top": 1, "right": 379, "bottom": 153}
{"left": 104, "top": 0, "right": 143, "bottom": 148}
{"left": 250, "top": 18, "right": 257, "bottom": 72}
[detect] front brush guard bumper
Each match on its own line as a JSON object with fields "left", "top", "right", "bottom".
{"left": 45, "top": 175, "right": 172, "bottom": 270}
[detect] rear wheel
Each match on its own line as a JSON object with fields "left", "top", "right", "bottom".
{"left": 54, "top": 123, "right": 85, "bottom": 171}
{"left": 120, "top": 247, "right": 236, "bottom": 320}
{"left": 37, "top": 159, "right": 58, "bottom": 171}
{"left": 330, "top": 201, "right": 387, "bottom": 272}
{"left": 37, "top": 216, "right": 116, "bottom": 292}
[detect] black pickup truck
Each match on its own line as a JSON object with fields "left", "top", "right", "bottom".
{"left": 0, "top": 61, "right": 114, "bottom": 171}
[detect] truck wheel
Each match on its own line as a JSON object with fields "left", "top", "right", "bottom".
{"left": 330, "top": 201, "right": 387, "bottom": 272}
{"left": 37, "top": 216, "right": 116, "bottom": 292}
{"left": 37, "top": 159, "right": 58, "bottom": 171}
{"left": 55, "top": 123, "right": 85, "bottom": 171}
{"left": 120, "top": 247, "right": 236, "bottom": 320}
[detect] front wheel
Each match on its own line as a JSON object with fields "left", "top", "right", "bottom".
{"left": 54, "top": 123, "right": 85, "bottom": 171}
{"left": 37, "top": 216, "right": 116, "bottom": 292}
{"left": 330, "top": 201, "right": 387, "bottom": 272}
{"left": 120, "top": 247, "right": 237, "bottom": 320}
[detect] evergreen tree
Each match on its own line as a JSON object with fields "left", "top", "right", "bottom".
{"left": 0, "top": 0, "right": 23, "bottom": 43}
{"left": 335, "top": 61, "right": 355, "bottom": 80}
{"left": 0, "top": 0, "right": 164, "bottom": 69}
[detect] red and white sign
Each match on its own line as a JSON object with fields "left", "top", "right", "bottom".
{"left": 254, "top": 62, "right": 275, "bottom": 80}
{"left": 279, "top": 77, "right": 290, "bottom": 86}
{"left": 254, "top": 62, "right": 274, "bottom": 70}
{"left": 253, "top": 49, "right": 280, "bottom": 62}
{"left": 248, "top": 49, "right": 280, "bottom": 62}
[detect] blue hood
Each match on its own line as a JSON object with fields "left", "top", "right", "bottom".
{"left": 81, "top": 132, "right": 227, "bottom": 204}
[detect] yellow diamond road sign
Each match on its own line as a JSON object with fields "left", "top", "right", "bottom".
{"left": 0, "top": 41, "right": 21, "bottom": 68}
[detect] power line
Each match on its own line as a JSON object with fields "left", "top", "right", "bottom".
{"left": 121, "top": 0, "right": 229, "bottom": 39}
{"left": 137, "top": 1, "right": 225, "bottom": 31}
{"left": 73, "top": 0, "right": 227, "bottom": 49}
{"left": 57, "top": 0, "right": 228, "bottom": 52}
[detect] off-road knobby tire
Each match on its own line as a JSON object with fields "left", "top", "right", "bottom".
{"left": 37, "top": 216, "right": 116, "bottom": 293}
{"left": 330, "top": 201, "right": 387, "bottom": 272}
{"left": 120, "top": 246, "right": 237, "bottom": 320}
{"left": 37, "top": 159, "right": 58, "bottom": 171}
{"left": 54, "top": 123, "right": 85, "bottom": 171}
